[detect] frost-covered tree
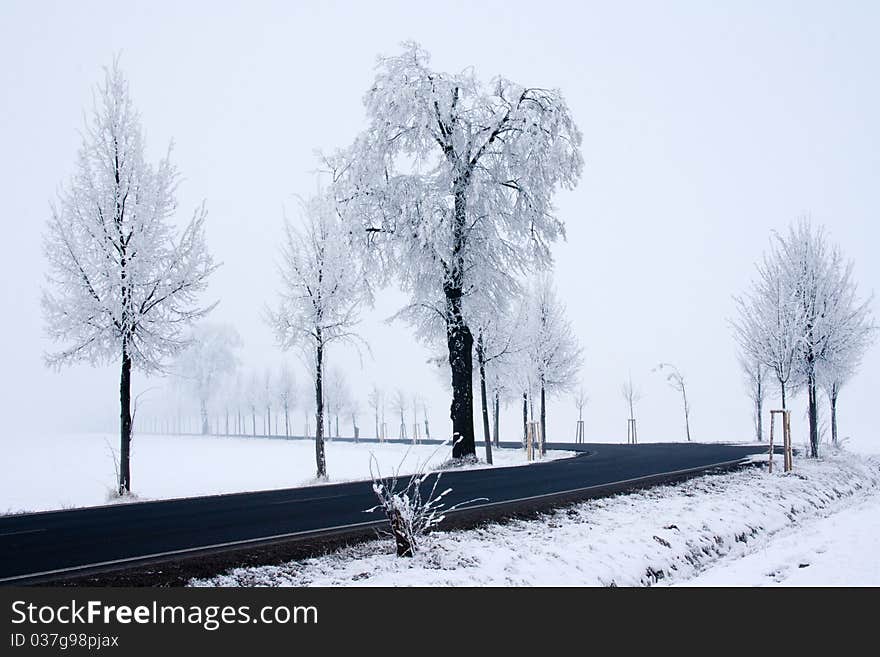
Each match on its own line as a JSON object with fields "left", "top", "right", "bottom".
{"left": 734, "top": 219, "right": 875, "bottom": 457}
{"left": 368, "top": 385, "right": 384, "bottom": 441}
{"left": 324, "top": 367, "right": 351, "bottom": 439}
{"left": 392, "top": 390, "right": 409, "bottom": 441}
{"left": 733, "top": 245, "right": 804, "bottom": 410}
{"left": 328, "top": 42, "right": 583, "bottom": 459}
{"left": 473, "top": 308, "right": 519, "bottom": 463}
{"left": 42, "top": 62, "right": 216, "bottom": 494}
{"left": 277, "top": 363, "right": 296, "bottom": 437}
{"left": 268, "top": 194, "right": 366, "bottom": 478}
{"left": 173, "top": 323, "right": 241, "bottom": 435}
{"left": 738, "top": 355, "right": 767, "bottom": 442}
{"left": 654, "top": 363, "right": 691, "bottom": 442}
{"left": 521, "top": 277, "right": 582, "bottom": 454}
{"left": 245, "top": 371, "right": 260, "bottom": 436}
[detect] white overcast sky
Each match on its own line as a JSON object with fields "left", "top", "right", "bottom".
{"left": 1, "top": 0, "right": 877, "bottom": 451}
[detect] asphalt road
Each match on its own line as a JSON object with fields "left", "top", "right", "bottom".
{"left": 0, "top": 441, "right": 769, "bottom": 584}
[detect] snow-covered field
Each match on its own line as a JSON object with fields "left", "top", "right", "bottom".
{"left": 0, "top": 432, "right": 572, "bottom": 515}
{"left": 192, "top": 449, "right": 880, "bottom": 587}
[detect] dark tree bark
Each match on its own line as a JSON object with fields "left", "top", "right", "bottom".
{"left": 284, "top": 405, "right": 290, "bottom": 437}
{"left": 755, "top": 374, "right": 763, "bottom": 441}
{"left": 522, "top": 391, "right": 528, "bottom": 446}
{"left": 780, "top": 381, "right": 787, "bottom": 410}
{"left": 314, "top": 338, "right": 327, "bottom": 478}
{"left": 119, "top": 346, "right": 132, "bottom": 495}
{"left": 493, "top": 390, "right": 500, "bottom": 448}
{"left": 830, "top": 386, "right": 838, "bottom": 447}
{"left": 476, "top": 333, "right": 492, "bottom": 465}
{"left": 540, "top": 381, "right": 547, "bottom": 456}
{"left": 807, "top": 372, "right": 819, "bottom": 458}
{"left": 445, "top": 176, "right": 476, "bottom": 460}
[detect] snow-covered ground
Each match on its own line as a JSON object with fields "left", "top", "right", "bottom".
{"left": 677, "top": 490, "right": 880, "bottom": 586}
{"left": 0, "top": 432, "right": 572, "bottom": 515}
{"left": 191, "top": 449, "right": 880, "bottom": 587}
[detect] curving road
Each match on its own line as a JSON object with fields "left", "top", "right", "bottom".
{"left": 0, "top": 441, "right": 768, "bottom": 584}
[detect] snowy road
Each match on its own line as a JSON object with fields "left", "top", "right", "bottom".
{"left": 0, "top": 442, "right": 768, "bottom": 584}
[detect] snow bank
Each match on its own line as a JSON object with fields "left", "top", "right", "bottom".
{"left": 191, "top": 450, "right": 880, "bottom": 587}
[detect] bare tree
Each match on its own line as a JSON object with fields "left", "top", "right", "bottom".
{"left": 268, "top": 193, "right": 366, "bottom": 478}
{"left": 42, "top": 62, "right": 217, "bottom": 494}
{"left": 622, "top": 375, "right": 642, "bottom": 444}
{"left": 654, "top": 363, "right": 691, "bottom": 442}
{"left": 329, "top": 42, "right": 583, "bottom": 459}
{"left": 573, "top": 386, "right": 588, "bottom": 442}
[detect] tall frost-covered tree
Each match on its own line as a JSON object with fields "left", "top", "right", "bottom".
{"left": 268, "top": 194, "right": 366, "bottom": 478}
{"left": 521, "top": 277, "right": 582, "bottom": 454}
{"left": 473, "top": 307, "right": 519, "bottom": 463}
{"left": 733, "top": 246, "right": 803, "bottom": 410}
{"left": 173, "top": 323, "right": 241, "bottom": 435}
{"left": 42, "top": 63, "right": 216, "bottom": 494}
{"left": 328, "top": 43, "right": 583, "bottom": 459}
{"left": 819, "top": 299, "right": 874, "bottom": 446}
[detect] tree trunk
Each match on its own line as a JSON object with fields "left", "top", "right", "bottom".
{"left": 830, "top": 388, "right": 838, "bottom": 447}
{"left": 808, "top": 372, "right": 819, "bottom": 458}
{"left": 540, "top": 382, "right": 547, "bottom": 456}
{"left": 375, "top": 411, "right": 379, "bottom": 441}
{"left": 118, "top": 347, "right": 132, "bottom": 495}
{"left": 522, "top": 391, "right": 528, "bottom": 447}
{"left": 780, "top": 380, "right": 787, "bottom": 410}
{"left": 493, "top": 390, "right": 500, "bottom": 448}
{"left": 682, "top": 389, "right": 691, "bottom": 442}
{"left": 284, "top": 405, "right": 290, "bottom": 437}
{"left": 200, "top": 397, "right": 209, "bottom": 435}
{"left": 315, "top": 340, "right": 327, "bottom": 478}
{"left": 445, "top": 176, "right": 476, "bottom": 460}
{"left": 252, "top": 410, "right": 256, "bottom": 436}
{"left": 756, "top": 374, "right": 763, "bottom": 441}
{"left": 477, "top": 336, "right": 492, "bottom": 465}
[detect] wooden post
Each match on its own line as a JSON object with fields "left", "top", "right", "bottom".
{"left": 768, "top": 411, "right": 775, "bottom": 474}
{"left": 627, "top": 418, "right": 638, "bottom": 444}
{"left": 784, "top": 410, "right": 793, "bottom": 473}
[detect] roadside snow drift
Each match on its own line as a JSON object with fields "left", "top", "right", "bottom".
{"left": 191, "top": 450, "right": 880, "bottom": 587}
